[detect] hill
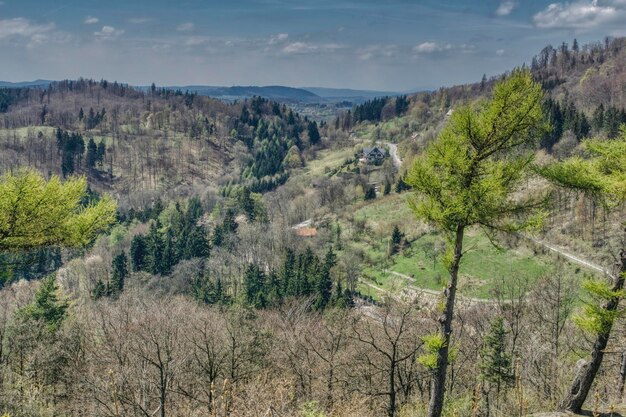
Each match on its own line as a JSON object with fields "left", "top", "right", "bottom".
{"left": 0, "top": 79, "right": 319, "bottom": 207}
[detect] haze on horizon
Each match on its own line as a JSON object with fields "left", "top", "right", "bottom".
{"left": 1, "top": 0, "right": 626, "bottom": 91}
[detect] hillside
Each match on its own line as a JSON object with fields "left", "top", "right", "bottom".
{"left": 0, "top": 79, "right": 320, "bottom": 207}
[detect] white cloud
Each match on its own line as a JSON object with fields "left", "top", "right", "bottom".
{"left": 533, "top": 0, "right": 625, "bottom": 29}
{"left": 84, "top": 16, "right": 99, "bottom": 25}
{"left": 184, "top": 36, "right": 209, "bottom": 46}
{"left": 177, "top": 22, "right": 195, "bottom": 32}
{"left": 413, "top": 41, "right": 439, "bottom": 53}
{"left": 94, "top": 25, "right": 124, "bottom": 40}
{"left": 281, "top": 41, "right": 343, "bottom": 55}
{"left": 269, "top": 33, "right": 289, "bottom": 44}
{"left": 495, "top": 1, "right": 516, "bottom": 16}
{"left": 496, "top": 48, "right": 505, "bottom": 55}
{"left": 0, "top": 18, "right": 55, "bottom": 40}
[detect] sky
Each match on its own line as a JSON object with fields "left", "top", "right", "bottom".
{"left": 1, "top": 0, "right": 626, "bottom": 91}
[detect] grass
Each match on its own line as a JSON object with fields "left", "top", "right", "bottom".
{"left": 304, "top": 147, "right": 356, "bottom": 178}
{"left": 347, "top": 193, "right": 585, "bottom": 299}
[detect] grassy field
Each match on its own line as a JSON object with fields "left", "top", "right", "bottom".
{"left": 347, "top": 193, "right": 585, "bottom": 299}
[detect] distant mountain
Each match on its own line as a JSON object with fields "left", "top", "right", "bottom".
{"left": 0, "top": 79, "right": 52, "bottom": 88}
{"left": 163, "top": 85, "right": 321, "bottom": 103}
{"left": 301, "top": 87, "right": 400, "bottom": 100}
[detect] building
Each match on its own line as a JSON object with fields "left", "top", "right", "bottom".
{"left": 361, "top": 146, "right": 386, "bottom": 164}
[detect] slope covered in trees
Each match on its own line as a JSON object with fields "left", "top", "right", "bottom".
{"left": 0, "top": 80, "right": 320, "bottom": 206}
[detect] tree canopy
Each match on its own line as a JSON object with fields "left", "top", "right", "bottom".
{"left": 0, "top": 170, "right": 117, "bottom": 251}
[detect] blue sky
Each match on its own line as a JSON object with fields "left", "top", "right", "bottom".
{"left": 1, "top": 0, "right": 625, "bottom": 90}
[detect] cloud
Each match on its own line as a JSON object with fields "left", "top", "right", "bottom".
{"left": 177, "top": 22, "right": 195, "bottom": 32}
{"left": 496, "top": 49, "right": 505, "bottom": 55}
{"left": 94, "top": 25, "right": 124, "bottom": 40}
{"left": 533, "top": 0, "right": 625, "bottom": 29}
{"left": 269, "top": 33, "right": 289, "bottom": 45}
{"left": 413, "top": 41, "right": 475, "bottom": 55}
{"left": 84, "top": 16, "right": 99, "bottom": 25}
{"left": 281, "top": 41, "right": 343, "bottom": 55}
{"left": 495, "top": 1, "right": 516, "bottom": 16}
{"left": 413, "top": 41, "right": 440, "bottom": 53}
{"left": 0, "top": 18, "right": 55, "bottom": 40}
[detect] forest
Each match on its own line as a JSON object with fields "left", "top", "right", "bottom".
{"left": 0, "top": 37, "right": 625, "bottom": 417}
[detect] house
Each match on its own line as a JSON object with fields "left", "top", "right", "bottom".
{"left": 361, "top": 146, "right": 386, "bottom": 164}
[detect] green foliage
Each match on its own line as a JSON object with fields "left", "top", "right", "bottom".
{"left": 0, "top": 170, "right": 117, "bottom": 251}
{"left": 573, "top": 278, "right": 626, "bottom": 336}
{"left": 16, "top": 275, "right": 67, "bottom": 332}
{"left": 418, "top": 333, "right": 447, "bottom": 370}
{"left": 408, "top": 69, "right": 548, "bottom": 236}
{"left": 110, "top": 252, "right": 128, "bottom": 295}
{"left": 537, "top": 131, "right": 626, "bottom": 208}
{"left": 480, "top": 316, "right": 514, "bottom": 387}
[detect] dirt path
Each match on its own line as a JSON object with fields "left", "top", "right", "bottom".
{"left": 522, "top": 235, "right": 614, "bottom": 277}
{"left": 384, "top": 142, "right": 402, "bottom": 170}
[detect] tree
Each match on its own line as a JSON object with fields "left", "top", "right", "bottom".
{"left": 243, "top": 263, "right": 266, "bottom": 308}
{"left": 308, "top": 121, "right": 321, "bottom": 145}
{"left": 0, "top": 170, "right": 116, "bottom": 252}
{"left": 407, "top": 69, "right": 546, "bottom": 417}
{"left": 16, "top": 275, "right": 67, "bottom": 332}
{"left": 110, "top": 252, "right": 128, "bottom": 295}
{"left": 480, "top": 316, "right": 514, "bottom": 413}
{"left": 364, "top": 186, "right": 376, "bottom": 200}
{"left": 86, "top": 138, "right": 98, "bottom": 169}
{"left": 390, "top": 226, "right": 403, "bottom": 255}
{"left": 538, "top": 132, "right": 626, "bottom": 413}
{"left": 130, "top": 234, "right": 147, "bottom": 271}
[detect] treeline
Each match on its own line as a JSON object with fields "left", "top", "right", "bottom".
{"left": 542, "top": 99, "right": 626, "bottom": 149}
{"left": 346, "top": 95, "right": 410, "bottom": 125}
{"left": 0, "top": 88, "right": 28, "bottom": 113}
{"left": 55, "top": 129, "right": 107, "bottom": 176}
{"left": 233, "top": 96, "right": 320, "bottom": 191}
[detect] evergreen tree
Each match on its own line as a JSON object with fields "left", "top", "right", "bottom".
{"left": 243, "top": 264, "right": 266, "bottom": 308}
{"left": 185, "top": 226, "right": 209, "bottom": 259}
{"left": 223, "top": 208, "right": 238, "bottom": 233}
{"left": 314, "top": 248, "right": 336, "bottom": 310}
{"left": 145, "top": 221, "right": 164, "bottom": 275}
{"left": 409, "top": 70, "right": 546, "bottom": 417}
{"left": 92, "top": 279, "right": 106, "bottom": 300}
{"left": 480, "top": 316, "right": 514, "bottom": 405}
{"left": 130, "top": 234, "right": 147, "bottom": 271}
{"left": 390, "top": 225, "right": 403, "bottom": 255}
{"left": 538, "top": 132, "right": 626, "bottom": 413}
{"left": 307, "top": 120, "right": 321, "bottom": 144}
{"left": 17, "top": 275, "right": 67, "bottom": 332}
{"left": 86, "top": 138, "right": 98, "bottom": 168}
{"left": 110, "top": 252, "right": 128, "bottom": 295}
{"left": 364, "top": 186, "right": 376, "bottom": 200}
{"left": 212, "top": 224, "right": 224, "bottom": 247}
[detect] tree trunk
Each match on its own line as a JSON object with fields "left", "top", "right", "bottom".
{"left": 559, "top": 249, "right": 626, "bottom": 413}
{"left": 427, "top": 225, "right": 465, "bottom": 417}
{"left": 618, "top": 350, "right": 626, "bottom": 402}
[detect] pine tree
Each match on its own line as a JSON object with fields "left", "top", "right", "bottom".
{"left": 480, "top": 316, "right": 514, "bottom": 406}
{"left": 110, "top": 253, "right": 128, "bottom": 295}
{"left": 244, "top": 264, "right": 266, "bottom": 308}
{"left": 364, "top": 186, "right": 376, "bottom": 200}
{"left": 409, "top": 70, "right": 546, "bottom": 417}
{"left": 130, "top": 234, "right": 147, "bottom": 271}
{"left": 92, "top": 279, "right": 106, "bottom": 300}
{"left": 17, "top": 275, "right": 67, "bottom": 332}
{"left": 86, "top": 138, "right": 98, "bottom": 168}
{"left": 390, "top": 225, "right": 403, "bottom": 255}
{"left": 307, "top": 120, "right": 320, "bottom": 144}
{"left": 538, "top": 132, "right": 626, "bottom": 413}
{"left": 145, "top": 221, "right": 164, "bottom": 275}
{"left": 223, "top": 208, "right": 238, "bottom": 233}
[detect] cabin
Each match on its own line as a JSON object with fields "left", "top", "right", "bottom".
{"left": 360, "top": 147, "right": 386, "bottom": 164}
